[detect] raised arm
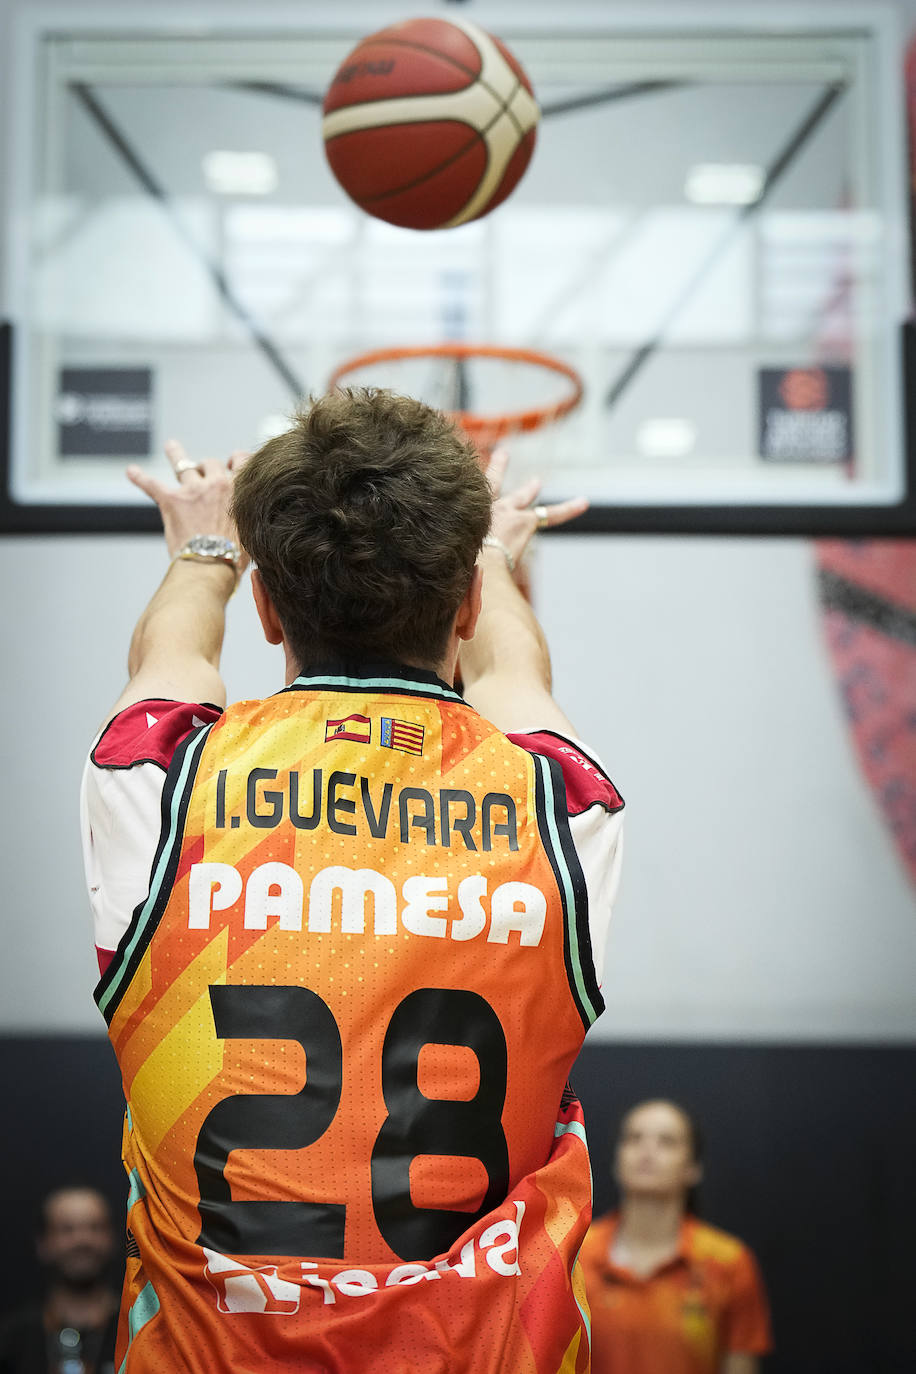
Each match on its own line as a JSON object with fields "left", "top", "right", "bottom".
{"left": 460, "top": 451, "right": 586, "bottom": 735}
{"left": 102, "top": 441, "right": 249, "bottom": 725}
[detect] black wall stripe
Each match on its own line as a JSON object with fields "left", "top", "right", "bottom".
{"left": 4, "top": 1036, "right": 915, "bottom": 1372}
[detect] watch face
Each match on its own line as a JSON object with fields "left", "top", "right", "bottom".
{"left": 190, "top": 535, "right": 237, "bottom": 562}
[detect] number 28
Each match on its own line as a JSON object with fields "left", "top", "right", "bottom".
{"left": 193, "top": 985, "right": 510, "bottom": 1262}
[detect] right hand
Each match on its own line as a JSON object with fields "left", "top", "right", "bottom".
{"left": 127, "top": 439, "right": 251, "bottom": 567}
{"left": 484, "top": 448, "right": 588, "bottom": 570}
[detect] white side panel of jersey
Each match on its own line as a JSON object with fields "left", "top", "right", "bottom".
{"left": 568, "top": 806, "right": 624, "bottom": 985}
{"left": 80, "top": 754, "right": 165, "bottom": 956}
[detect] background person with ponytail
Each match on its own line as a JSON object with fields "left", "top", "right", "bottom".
{"left": 580, "top": 1099, "right": 772, "bottom": 1374}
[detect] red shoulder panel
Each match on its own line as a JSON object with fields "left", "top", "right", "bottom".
{"left": 508, "top": 730, "right": 624, "bottom": 816}
{"left": 91, "top": 699, "right": 222, "bottom": 771}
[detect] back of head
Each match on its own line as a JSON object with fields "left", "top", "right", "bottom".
{"left": 232, "top": 388, "right": 492, "bottom": 671}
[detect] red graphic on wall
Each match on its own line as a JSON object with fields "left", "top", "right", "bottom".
{"left": 811, "top": 41, "right": 916, "bottom": 889}
{"left": 817, "top": 540, "right": 916, "bottom": 888}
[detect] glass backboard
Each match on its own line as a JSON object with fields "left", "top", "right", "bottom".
{"left": 2, "top": 6, "right": 912, "bottom": 534}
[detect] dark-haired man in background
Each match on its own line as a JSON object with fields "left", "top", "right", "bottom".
{"left": 0, "top": 1187, "right": 117, "bottom": 1374}
{"left": 81, "top": 390, "right": 624, "bottom": 1373}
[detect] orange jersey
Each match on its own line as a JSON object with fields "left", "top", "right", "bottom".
{"left": 89, "top": 664, "right": 624, "bottom": 1373}
{"left": 580, "top": 1213, "right": 772, "bottom": 1374}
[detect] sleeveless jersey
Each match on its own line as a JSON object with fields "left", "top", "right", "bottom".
{"left": 94, "top": 664, "right": 621, "bottom": 1374}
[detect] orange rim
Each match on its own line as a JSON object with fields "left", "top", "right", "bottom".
{"left": 327, "top": 343, "right": 584, "bottom": 441}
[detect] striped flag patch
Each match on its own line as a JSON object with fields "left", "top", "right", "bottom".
{"left": 380, "top": 717, "right": 425, "bottom": 755}
{"left": 325, "top": 714, "right": 371, "bottom": 744}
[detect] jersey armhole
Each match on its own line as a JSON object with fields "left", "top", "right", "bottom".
{"left": 507, "top": 729, "right": 624, "bottom": 816}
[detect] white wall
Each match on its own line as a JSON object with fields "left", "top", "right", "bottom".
{"left": 2, "top": 530, "right": 914, "bottom": 1039}
{"left": 2, "top": 0, "right": 915, "bottom": 1039}
{"left": 539, "top": 537, "right": 916, "bottom": 1041}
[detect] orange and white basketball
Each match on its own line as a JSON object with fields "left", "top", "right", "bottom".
{"left": 321, "top": 17, "right": 539, "bottom": 231}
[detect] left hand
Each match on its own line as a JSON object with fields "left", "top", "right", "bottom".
{"left": 127, "top": 439, "right": 251, "bottom": 567}
{"left": 484, "top": 448, "right": 588, "bottom": 569}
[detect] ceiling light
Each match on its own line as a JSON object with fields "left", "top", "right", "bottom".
{"left": 203, "top": 151, "right": 278, "bottom": 196}
{"left": 636, "top": 418, "right": 697, "bottom": 460}
{"left": 685, "top": 163, "right": 765, "bottom": 207}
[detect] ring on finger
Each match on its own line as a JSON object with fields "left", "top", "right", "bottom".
{"left": 534, "top": 504, "right": 549, "bottom": 530}
{"left": 173, "top": 458, "right": 201, "bottom": 478}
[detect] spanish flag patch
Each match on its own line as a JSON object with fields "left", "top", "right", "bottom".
{"left": 324, "top": 714, "right": 371, "bottom": 744}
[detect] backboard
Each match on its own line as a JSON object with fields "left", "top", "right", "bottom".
{"left": 2, "top": 4, "right": 912, "bottom": 534}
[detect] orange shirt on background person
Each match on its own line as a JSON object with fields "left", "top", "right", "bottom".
{"left": 580, "top": 1212, "right": 772, "bottom": 1374}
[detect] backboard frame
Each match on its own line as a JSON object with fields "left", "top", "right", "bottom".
{"left": 2, "top": 2, "right": 913, "bottom": 537}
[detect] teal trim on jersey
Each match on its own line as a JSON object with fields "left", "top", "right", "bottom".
{"left": 126, "top": 1168, "right": 146, "bottom": 1211}
{"left": 573, "top": 1240, "right": 593, "bottom": 1347}
{"left": 292, "top": 671, "right": 463, "bottom": 703}
{"left": 117, "top": 1281, "right": 160, "bottom": 1374}
{"left": 535, "top": 755, "right": 602, "bottom": 1026}
{"left": 125, "top": 1105, "right": 133, "bottom": 1132}
{"left": 554, "top": 1118, "right": 588, "bottom": 1146}
{"left": 98, "top": 726, "right": 211, "bottom": 1018}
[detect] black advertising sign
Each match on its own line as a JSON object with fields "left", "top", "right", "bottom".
{"left": 758, "top": 366, "right": 853, "bottom": 464}
{"left": 56, "top": 367, "right": 153, "bottom": 458}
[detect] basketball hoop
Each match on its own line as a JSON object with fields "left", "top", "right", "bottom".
{"left": 327, "top": 343, "right": 584, "bottom": 450}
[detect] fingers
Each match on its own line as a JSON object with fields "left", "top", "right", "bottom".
{"left": 199, "top": 457, "right": 229, "bottom": 481}
{"left": 126, "top": 465, "right": 169, "bottom": 505}
{"left": 544, "top": 496, "right": 589, "bottom": 528}
{"left": 485, "top": 451, "right": 583, "bottom": 535}
{"left": 163, "top": 438, "right": 189, "bottom": 465}
{"left": 508, "top": 477, "right": 542, "bottom": 510}
{"left": 485, "top": 447, "right": 510, "bottom": 497}
{"left": 163, "top": 438, "right": 204, "bottom": 485}
{"left": 161, "top": 442, "right": 249, "bottom": 485}
{"left": 165, "top": 439, "right": 199, "bottom": 476}
{"left": 128, "top": 441, "right": 249, "bottom": 499}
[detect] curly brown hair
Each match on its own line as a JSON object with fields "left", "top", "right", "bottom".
{"left": 231, "top": 388, "right": 492, "bottom": 670}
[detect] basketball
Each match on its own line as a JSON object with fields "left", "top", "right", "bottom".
{"left": 321, "top": 17, "right": 539, "bottom": 231}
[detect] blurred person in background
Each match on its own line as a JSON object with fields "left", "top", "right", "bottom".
{"left": 580, "top": 1099, "right": 771, "bottom": 1374}
{"left": 0, "top": 1187, "right": 117, "bottom": 1374}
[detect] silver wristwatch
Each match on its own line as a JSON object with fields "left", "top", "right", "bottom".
{"left": 175, "top": 534, "right": 242, "bottom": 574}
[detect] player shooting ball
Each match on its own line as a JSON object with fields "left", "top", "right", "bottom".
{"left": 81, "top": 387, "right": 624, "bottom": 1373}
{"left": 80, "top": 13, "right": 625, "bottom": 1372}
